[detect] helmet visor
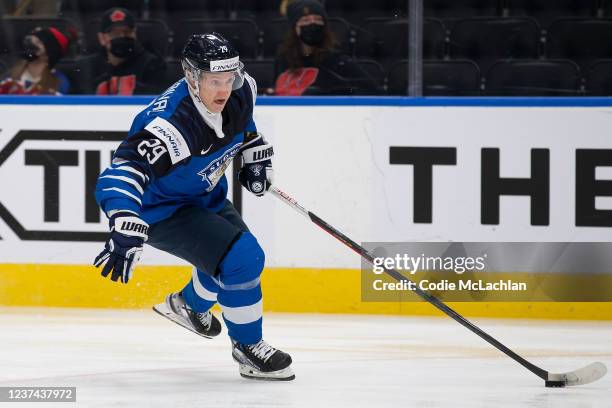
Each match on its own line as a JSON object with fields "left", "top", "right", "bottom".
{"left": 183, "top": 58, "right": 245, "bottom": 91}
{"left": 201, "top": 64, "right": 245, "bottom": 91}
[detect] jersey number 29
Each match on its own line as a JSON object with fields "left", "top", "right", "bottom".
{"left": 137, "top": 139, "right": 167, "bottom": 164}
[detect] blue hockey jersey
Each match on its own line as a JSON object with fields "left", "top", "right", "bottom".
{"left": 95, "top": 75, "right": 258, "bottom": 225}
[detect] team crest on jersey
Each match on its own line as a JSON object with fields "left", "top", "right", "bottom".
{"left": 197, "top": 143, "right": 242, "bottom": 192}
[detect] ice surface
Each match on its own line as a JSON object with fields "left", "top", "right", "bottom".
{"left": 0, "top": 307, "right": 610, "bottom": 408}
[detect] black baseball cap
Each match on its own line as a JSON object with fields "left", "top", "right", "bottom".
{"left": 99, "top": 7, "right": 135, "bottom": 33}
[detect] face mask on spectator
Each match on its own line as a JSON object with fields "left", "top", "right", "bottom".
{"left": 22, "top": 37, "right": 41, "bottom": 61}
{"left": 299, "top": 24, "right": 325, "bottom": 46}
{"left": 110, "top": 37, "right": 137, "bottom": 58}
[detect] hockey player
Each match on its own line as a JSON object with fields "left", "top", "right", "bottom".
{"left": 93, "top": 33, "right": 294, "bottom": 381}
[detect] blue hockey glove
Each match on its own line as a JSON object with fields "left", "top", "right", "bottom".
{"left": 93, "top": 213, "right": 149, "bottom": 284}
{"left": 239, "top": 140, "right": 274, "bottom": 197}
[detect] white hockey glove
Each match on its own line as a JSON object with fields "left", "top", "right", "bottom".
{"left": 93, "top": 213, "right": 149, "bottom": 284}
{"left": 239, "top": 136, "right": 274, "bottom": 197}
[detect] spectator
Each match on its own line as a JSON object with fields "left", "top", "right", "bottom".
{"left": 78, "top": 7, "right": 166, "bottom": 95}
{"left": 0, "top": 26, "right": 71, "bottom": 95}
{"left": 274, "top": 0, "right": 376, "bottom": 95}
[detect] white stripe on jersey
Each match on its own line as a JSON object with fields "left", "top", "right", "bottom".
{"left": 100, "top": 175, "right": 145, "bottom": 195}
{"left": 111, "top": 165, "right": 149, "bottom": 183}
{"left": 107, "top": 209, "right": 139, "bottom": 217}
{"left": 102, "top": 187, "right": 143, "bottom": 206}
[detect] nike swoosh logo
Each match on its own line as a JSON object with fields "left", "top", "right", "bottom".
{"left": 201, "top": 145, "right": 212, "bottom": 155}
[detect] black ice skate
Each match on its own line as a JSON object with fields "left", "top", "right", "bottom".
{"left": 153, "top": 292, "right": 222, "bottom": 339}
{"left": 232, "top": 339, "right": 295, "bottom": 381}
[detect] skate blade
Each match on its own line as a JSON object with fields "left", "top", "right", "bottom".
{"left": 238, "top": 364, "right": 295, "bottom": 381}
{"left": 152, "top": 303, "right": 215, "bottom": 339}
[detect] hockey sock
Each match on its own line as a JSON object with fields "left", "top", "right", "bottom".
{"left": 182, "top": 268, "right": 220, "bottom": 313}
{"left": 217, "top": 232, "right": 264, "bottom": 344}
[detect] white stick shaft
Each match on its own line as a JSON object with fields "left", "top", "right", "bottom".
{"left": 269, "top": 186, "right": 309, "bottom": 218}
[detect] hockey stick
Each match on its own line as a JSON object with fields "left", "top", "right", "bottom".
{"left": 269, "top": 185, "right": 607, "bottom": 387}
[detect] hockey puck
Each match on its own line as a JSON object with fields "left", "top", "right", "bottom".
{"left": 545, "top": 380, "right": 566, "bottom": 388}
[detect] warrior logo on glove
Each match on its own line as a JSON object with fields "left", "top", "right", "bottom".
{"left": 93, "top": 213, "right": 149, "bottom": 284}
{"left": 239, "top": 132, "right": 274, "bottom": 197}
{"left": 119, "top": 219, "right": 149, "bottom": 235}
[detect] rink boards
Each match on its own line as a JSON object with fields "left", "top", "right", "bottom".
{"left": 0, "top": 96, "right": 611, "bottom": 319}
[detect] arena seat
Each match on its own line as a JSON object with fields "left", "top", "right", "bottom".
{"left": 506, "top": 0, "right": 598, "bottom": 28}
{"left": 484, "top": 59, "right": 581, "bottom": 96}
{"left": 387, "top": 59, "right": 481, "bottom": 95}
{"left": 242, "top": 58, "right": 276, "bottom": 92}
{"left": 173, "top": 19, "right": 259, "bottom": 59}
{"left": 53, "top": 57, "right": 78, "bottom": 93}
{"left": 149, "top": 0, "right": 229, "bottom": 29}
{"left": 547, "top": 18, "right": 612, "bottom": 68}
{"left": 584, "top": 59, "right": 612, "bottom": 96}
{"left": 0, "top": 20, "right": 11, "bottom": 55}
{"left": 59, "top": 0, "right": 145, "bottom": 24}
{"left": 324, "top": 0, "right": 410, "bottom": 25}
{"left": 163, "top": 58, "right": 184, "bottom": 87}
{"left": 232, "top": 0, "right": 281, "bottom": 23}
{"left": 603, "top": 0, "right": 612, "bottom": 17}
{"left": 356, "top": 18, "right": 446, "bottom": 64}
{"left": 148, "top": 0, "right": 229, "bottom": 18}
{"left": 354, "top": 59, "right": 386, "bottom": 91}
{"left": 0, "top": 57, "right": 8, "bottom": 74}
{"left": 424, "top": 0, "right": 501, "bottom": 19}
{"left": 449, "top": 17, "right": 540, "bottom": 72}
